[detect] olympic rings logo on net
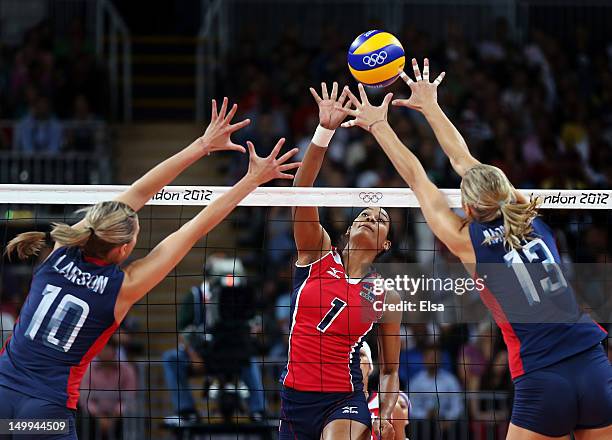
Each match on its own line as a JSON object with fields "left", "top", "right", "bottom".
{"left": 362, "top": 51, "right": 388, "bottom": 67}
{"left": 359, "top": 192, "right": 384, "bottom": 203}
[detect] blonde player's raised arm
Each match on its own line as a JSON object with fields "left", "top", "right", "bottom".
{"left": 115, "top": 139, "right": 300, "bottom": 321}
{"left": 339, "top": 83, "right": 473, "bottom": 262}
{"left": 62, "top": 98, "right": 250, "bottom": 239}
{"left": 292, "top": 82, "right": 351, "bottom": 265}
{"left": 392, "top": 58, "right": 480, "bottom": 178}
{"left": 114, "top": 97, "right": 250, "bottom": 211}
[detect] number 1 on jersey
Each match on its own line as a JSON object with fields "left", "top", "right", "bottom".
{"left": 317, "top": 298, "right": 347, "bottom": 332}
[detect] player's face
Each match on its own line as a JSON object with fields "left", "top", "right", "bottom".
{"left": 349, "top": 207, "right": 391, "bottom": 253}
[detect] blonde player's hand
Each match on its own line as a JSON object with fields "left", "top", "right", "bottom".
{"left": 373, "top": 417, "right": 395, "bottom": 440}
{"left": 392, "top": 58, "right": 445, "bottom": 113}
{"left": 246, "top": 138, "right": 301, "bottom": 185}
{"left": 337, "top": 83, "right": 393, "bottom": 132}
{"left": 199, "top": 97, "right": 251, "bottom": 154}
{"left": 310, "top": 82, "right": 351, "bottom": 130}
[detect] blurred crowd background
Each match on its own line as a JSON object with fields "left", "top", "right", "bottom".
{"left": 0, "top": 1, "right": 611, "bottom": 438}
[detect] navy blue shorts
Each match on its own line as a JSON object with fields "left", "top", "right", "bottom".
{"left": 0, "top": 386, "right": 77, "bottom": 439}
{"left": 511, "top": 343, "right": 612, "bottom": 437}
{"left": 279, "top": 387, "right": 371, "bottom": 440}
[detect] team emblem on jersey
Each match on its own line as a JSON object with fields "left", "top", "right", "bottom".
{"left": 360, "top": 282, "right": 376, "bottom": 303}
{"left": 342, "top": 406, "right": 359, "bottom": 414}
{"left": 327, "top": 267, "right": 344, "bottom": 279}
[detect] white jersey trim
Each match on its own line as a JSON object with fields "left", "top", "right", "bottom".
{"left": 347, "top": 322, "right": 374, "bottom": 392}
{"left": 294, "top": 250, "right": 333, "bottom": 268}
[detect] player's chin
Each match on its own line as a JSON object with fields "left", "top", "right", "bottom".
{"left": 351, "top": 227, "right": 378, "bottom": 248}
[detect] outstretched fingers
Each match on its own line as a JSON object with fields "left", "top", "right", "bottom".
{"left": 269, "top": 137, "right": 287, "bottom": 159}
{"left": 423, "top": 58, "right": 430, "bottom": 82}
{"left": 321, "top": 82, "right": 329, "bottom": 100}
{"left": 391, "top": 98, "right": 410, "bottom": 107}
{"left": 399, "top": 70, "right": 413, "bottom": 86}
{"left": 335, "top": 104, "right": 358, "bottom": 117}
{"left": 223, "top": 103, "right": 238, "bottom": 125}
{"left": 218, "top": 97, "right": 229, "bottom": 119}
{"left": 345, "top": 87, "right": 361, "bottom": 108}
{"left": 247, "top": 140, "right": 256, "bottom": 157}
{"left": 225, "top": 143, "right": 247, "bottom": 153}
{"left": 330, "top": 82, "right": 338, "bottom": 101}
{"left": 310, "top": 87, "right": 322, "bottom": 104}
{"left": 357, "top": 83, "right": 370, "bottom": 105}
{"left": 227, "top": 118, "right": 251, "bottom": 134}
{"left": 381, "top": 93, "right": 394, "bottom": 108}
{"left": 276, "top": 147, "right": 299, "bottom": 164}
{"left": 279, "top": 161, "right": 301, "bottom": 171}
{"left": 433, "top": 71, "right": 446, "bottom": 86}
{"left": 341, "top": 119, "right": 357, "bottom": 128}
{"left": 278, "top": 161, "right": 301, "bottom": 179}
{"left": 211, "top": 99, "right": 218, "bottom": 120}
{"left": 337, "top": 86, "right": 349, "bottom": 107}
{"left": 412, "top": 58, "right": 422, "bottom": 81}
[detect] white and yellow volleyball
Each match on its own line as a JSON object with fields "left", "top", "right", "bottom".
{"left": 347, "top": 30, "right": 405, "bottom": 87}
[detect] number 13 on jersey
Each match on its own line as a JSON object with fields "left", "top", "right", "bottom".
{"left": 504, "top": 238, "right": 568, "bottom": 306}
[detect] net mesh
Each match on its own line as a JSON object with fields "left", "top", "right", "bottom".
{"left": 0, "top": 185, "right": 610, "bottom": 439}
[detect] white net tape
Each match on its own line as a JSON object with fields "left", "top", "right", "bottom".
{"left": 0, "top": 185, "right": 610, "bottom": 209}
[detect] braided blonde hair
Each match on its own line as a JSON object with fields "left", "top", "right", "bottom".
{"left": 461, "top": 164, "right": 540, "bottom": 250}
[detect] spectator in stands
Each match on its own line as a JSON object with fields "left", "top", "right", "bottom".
{"left": 65, "top": 94, "right": 99, "bottom": 152}
{"left": 409, "top": 345, "right": 465, "bottom": 436}
{"left": 13, "top": 95, "right": 63, "bottom": 153}
{"left": 399, "top": 324, "right": 453, "bottom": 385}
{"left": 79, "top": 337, "right": 137, "bottom": 440}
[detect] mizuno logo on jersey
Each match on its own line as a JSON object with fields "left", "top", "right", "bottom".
{"left": 52, "top": 255, "right": 109, "bottom": 294}
{"left": 342, "top": 406, "right": 359, "bottom": 414}
{"left": 327, "top": 267, "right": 344, "bottom": 279}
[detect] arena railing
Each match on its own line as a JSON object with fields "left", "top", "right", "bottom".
{"left": 95, "top": 0, "right": 132, "bottom": 122}
{"left": 0, "top": 120, "right": 112, "bottom": 185}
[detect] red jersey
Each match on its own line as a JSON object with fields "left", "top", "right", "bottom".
{"left": 281, "top": 249, "right": 380, "bottom": 392}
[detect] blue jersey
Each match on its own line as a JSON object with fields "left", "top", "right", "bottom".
{"left": 0, "top": 246, "right": 124, "bottom": 409}
{"left": 469, "top": 217, "right": 607, "bottom": 379}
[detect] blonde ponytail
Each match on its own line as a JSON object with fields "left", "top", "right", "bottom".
{"left": 50, "top": 223, "right": 94, "bottom": 248}
{"left": 461, "top": 164, "right": 540, "bottom": 250}
{"left": 5, "top": 231, "right": 49, "bottom": 260}
{"left": 499, "top": 197, "right": 540, "bottom": 250}
{"left": 5, "top": 200, "right": 138, "bottom": 261}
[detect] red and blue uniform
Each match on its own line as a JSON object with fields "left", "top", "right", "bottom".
{"left": 0, "top": 246, "right": 124, "bottom": 435}
{"left": 470, "top": 217, "right": 612, "bottom": 436}
{"left": 279, "top": 248, "right": 380, "bottom": 439}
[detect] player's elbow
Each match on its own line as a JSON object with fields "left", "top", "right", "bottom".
{"left": 380, "top": 363, "right": 400, "bottom": 376}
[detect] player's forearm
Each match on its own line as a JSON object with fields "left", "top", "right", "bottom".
{"left": 371, "top": 122, "right": 424, "bottom": 188}
{"left": 119, "top": 140, "right": 206, "bottom": 211}
{"left": 421, "top": 103, "right": 478, "bottom": 177}
{"left": 293, "top": 142, "right": 327, "bottom": 188}
{"left": 378, "top": 371, "right": 400, "bottom": 420}
{"left": 292, "top": 142, "right": 327, "bottom": 222}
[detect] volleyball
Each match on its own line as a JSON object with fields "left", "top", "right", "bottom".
{"left": 347, "top": 30, "right": 406, "bottom": 87}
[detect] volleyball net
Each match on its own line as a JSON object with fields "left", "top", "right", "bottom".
{"left": 0, "top": 185, "right": 610, "bottom": 439}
